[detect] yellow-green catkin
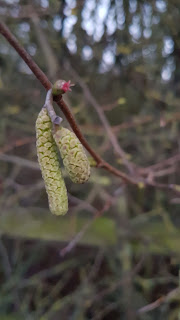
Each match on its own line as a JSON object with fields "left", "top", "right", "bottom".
{"left": 36, "top": 107, "right": 68, "bottom": 215}
{"left": 53, "top": 127, "right": 90, "bottom": 184}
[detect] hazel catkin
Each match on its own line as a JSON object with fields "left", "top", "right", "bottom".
{"left": 53, "top": 127, "right": 90, "bottom": 184}
{"left": 36, "top": 107, "right": 68, "bottom": 215}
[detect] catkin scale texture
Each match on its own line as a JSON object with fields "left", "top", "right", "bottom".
{"left": 36, "top": 108, "right": 68, "bottom": 215}
{"left": 53, "top": 127, "right": 90, "bottom": 183}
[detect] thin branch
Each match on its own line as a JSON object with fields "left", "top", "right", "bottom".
{"left": 149, "top": 166, "right": 177, "bottom": 178}
{"left": 140, "top": 153, "right": 180, "bottom": 175}
{"left": 0, "top": 22, "right": 51, "bottom": 89}
{"left": 79, "top": 112, "right": 180, "bottom": 135}
{"left": 92, "top": 302, "right": 119, "bottom": 320}
{"left": 0, "top": 21, "right": 136, "bottom": 184}
{"left": 0, "top": 137, "right": 35, "bottom": 154}
{"left": 31, "top": 13, "right": 58, "bottom": 80}
{"left": 0, "top": 154, "right": 40, "bottom": 170}
{"left": 64, "top": 59, "right": 135, "bottom": 174}
{"left": 137, "top": 287, "right": 180, "bottom": 315}
{"left": 0, "top": 21, "right": 179, "bottom": 192}
{"left": 60, "top": 199, "right": 112, "bottom": 257}
{"left": 0, "top": 3, "right": 55, "bottom": 20}
{"left": 68, "top": 193, "right": 96, "bottom": 214}
{"left": 90, "top": 253, "right": 146, "bottom": 306}
{"left": 30, "top": 12, "right": 72, "bottom": 108}
{"left": 0, "top": 238, "right": 12, "bottom": 278}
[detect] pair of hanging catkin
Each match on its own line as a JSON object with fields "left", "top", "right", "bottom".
{"left": 36, "top": 86, "right": 90, "bottom": 215}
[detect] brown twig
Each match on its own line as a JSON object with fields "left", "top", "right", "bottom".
{"left": 140, "top": 153, "right": 180, "bottom": 175}
{"left": 137, "top": 297, "right": 165, "bottom": 314}
{"left": 0, "top": 3, "right": 55, "bottom": 20}
{"left": 0, "top": 21, "right": 137, "bottom": 184}
{"left": 0, "top": 154, "right": 40, "bottom": 170}
{"left": 60, "top": 199, "right": 112, "bottom": 257}
{"left": 0, "top": 21, "right": 179, "bottom": 191}
{"left": 31, "top": 13, "right": 58, "bottom": 81}
{"left": 0, "top": 22, "right": 51, "bottom": 89}
{"left": 0, "top": 137, "right": 35, "bottom": 154}
{"left": 64, "top": 59, "right": 135, "bottom": 174}
{"left": 90, "top": 253, "right": 146, "bottom": 306}
{"left": 137, "top": 287, "right": 180, "bottom": 314}
{"left": 80, "top": 112, "right": 180, "bottom": 135}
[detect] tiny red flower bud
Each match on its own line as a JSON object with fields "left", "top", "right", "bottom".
{"left": 62, "top": 80, "right": 72, "bottom": 92}
{"left": 52, "top": 80, "right": 74, "bottom": 95}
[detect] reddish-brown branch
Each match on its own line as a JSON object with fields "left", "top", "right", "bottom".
{"left": 137, "top": 288, "right": 180, "bottom": 315}
{"left": 140, "top": 153, "right": 180, "bottom": 175}
{"left": 78, "top": 112, "right": 180, "bottom": 135}
{"left": 0, "top": 22, "right": 51, "bottom": 90}
{"left": 0, "top": 21, "right": 137, "bottom": 185}
{"left": 0, "top": 137, "right": 35, "bottom": 154}
{"left": 0, "top": 21, "right": 179, "bottom": 190}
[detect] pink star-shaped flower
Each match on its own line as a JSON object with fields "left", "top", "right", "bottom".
{"left": 61, "top": 80, "right": 74, "bottom": 93}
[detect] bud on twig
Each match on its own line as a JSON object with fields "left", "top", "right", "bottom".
{"left": 52, "top": 80, "right": 74, "bottom": 95}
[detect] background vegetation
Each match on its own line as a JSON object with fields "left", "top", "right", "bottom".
{"left": 0, "top": 0, "right": 180, "bottom": 319}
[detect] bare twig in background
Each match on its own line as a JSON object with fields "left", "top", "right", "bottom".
{"left": 0, "top": 239, "right": 12, "bottom": 278}
{"left": 5, "top": 180, "right": 44, "bottom": 208}
{"left": 87, "top": 249, "right": 105, "bottom": 281}
{"left": 137, "top": 287, "right": 180, "bottom": 315}
{"left": 0, "top": 3, "right": 55, "bottom": 20}
{"left": 149, "top": 166, "right": 177, "bottom": 178}
{"left": 30, "top": 12, "right": 72, "bottom": 109}
{"left": 102, "top": 100, "right": 120, "bottom": 111}
{"left": 0, "top": 137, "right": 35, "bottom": 154}
{"left": 90, "top": 253, "right": 146, "bottom": 306}
{"left": 31, "top": 13, "right": 58, "bottom": 81}
{"left": 0, "top": 22, "right": 51, "bottom": 87}
{"left": 64, "top": 60, "right": 135, "bottom": 174}
{"left": 0, "top": 154, "right": 39, "bottom": 170}
{"left": 68, "top": 193, "right": 96, "bottom": 214}
{"left": 60, "top": 198, "right": 112, "bottom": 257}
{"left": 79, "top": 112, "right": 180, "bottom": 135}
{"left": 92, "top": 302, "right": 119, "bottom": 320}
{"left": 60, "top": 218, "right": 94, "bottom": 257}
{"left": 60, "top": 186, "right": 124, "bottom": 257}
{"left": 0, "top": 237, "right": 22, "bottom": 310}
{"left": 140, "top": 153, "right": 180, "bottom": 175}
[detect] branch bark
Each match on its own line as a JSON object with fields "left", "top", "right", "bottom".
{"left": 0, "top": 21, "right": 136, "bottom": 184}
{"left": 1, "top": 21, "right": 179, "bottom": 192}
